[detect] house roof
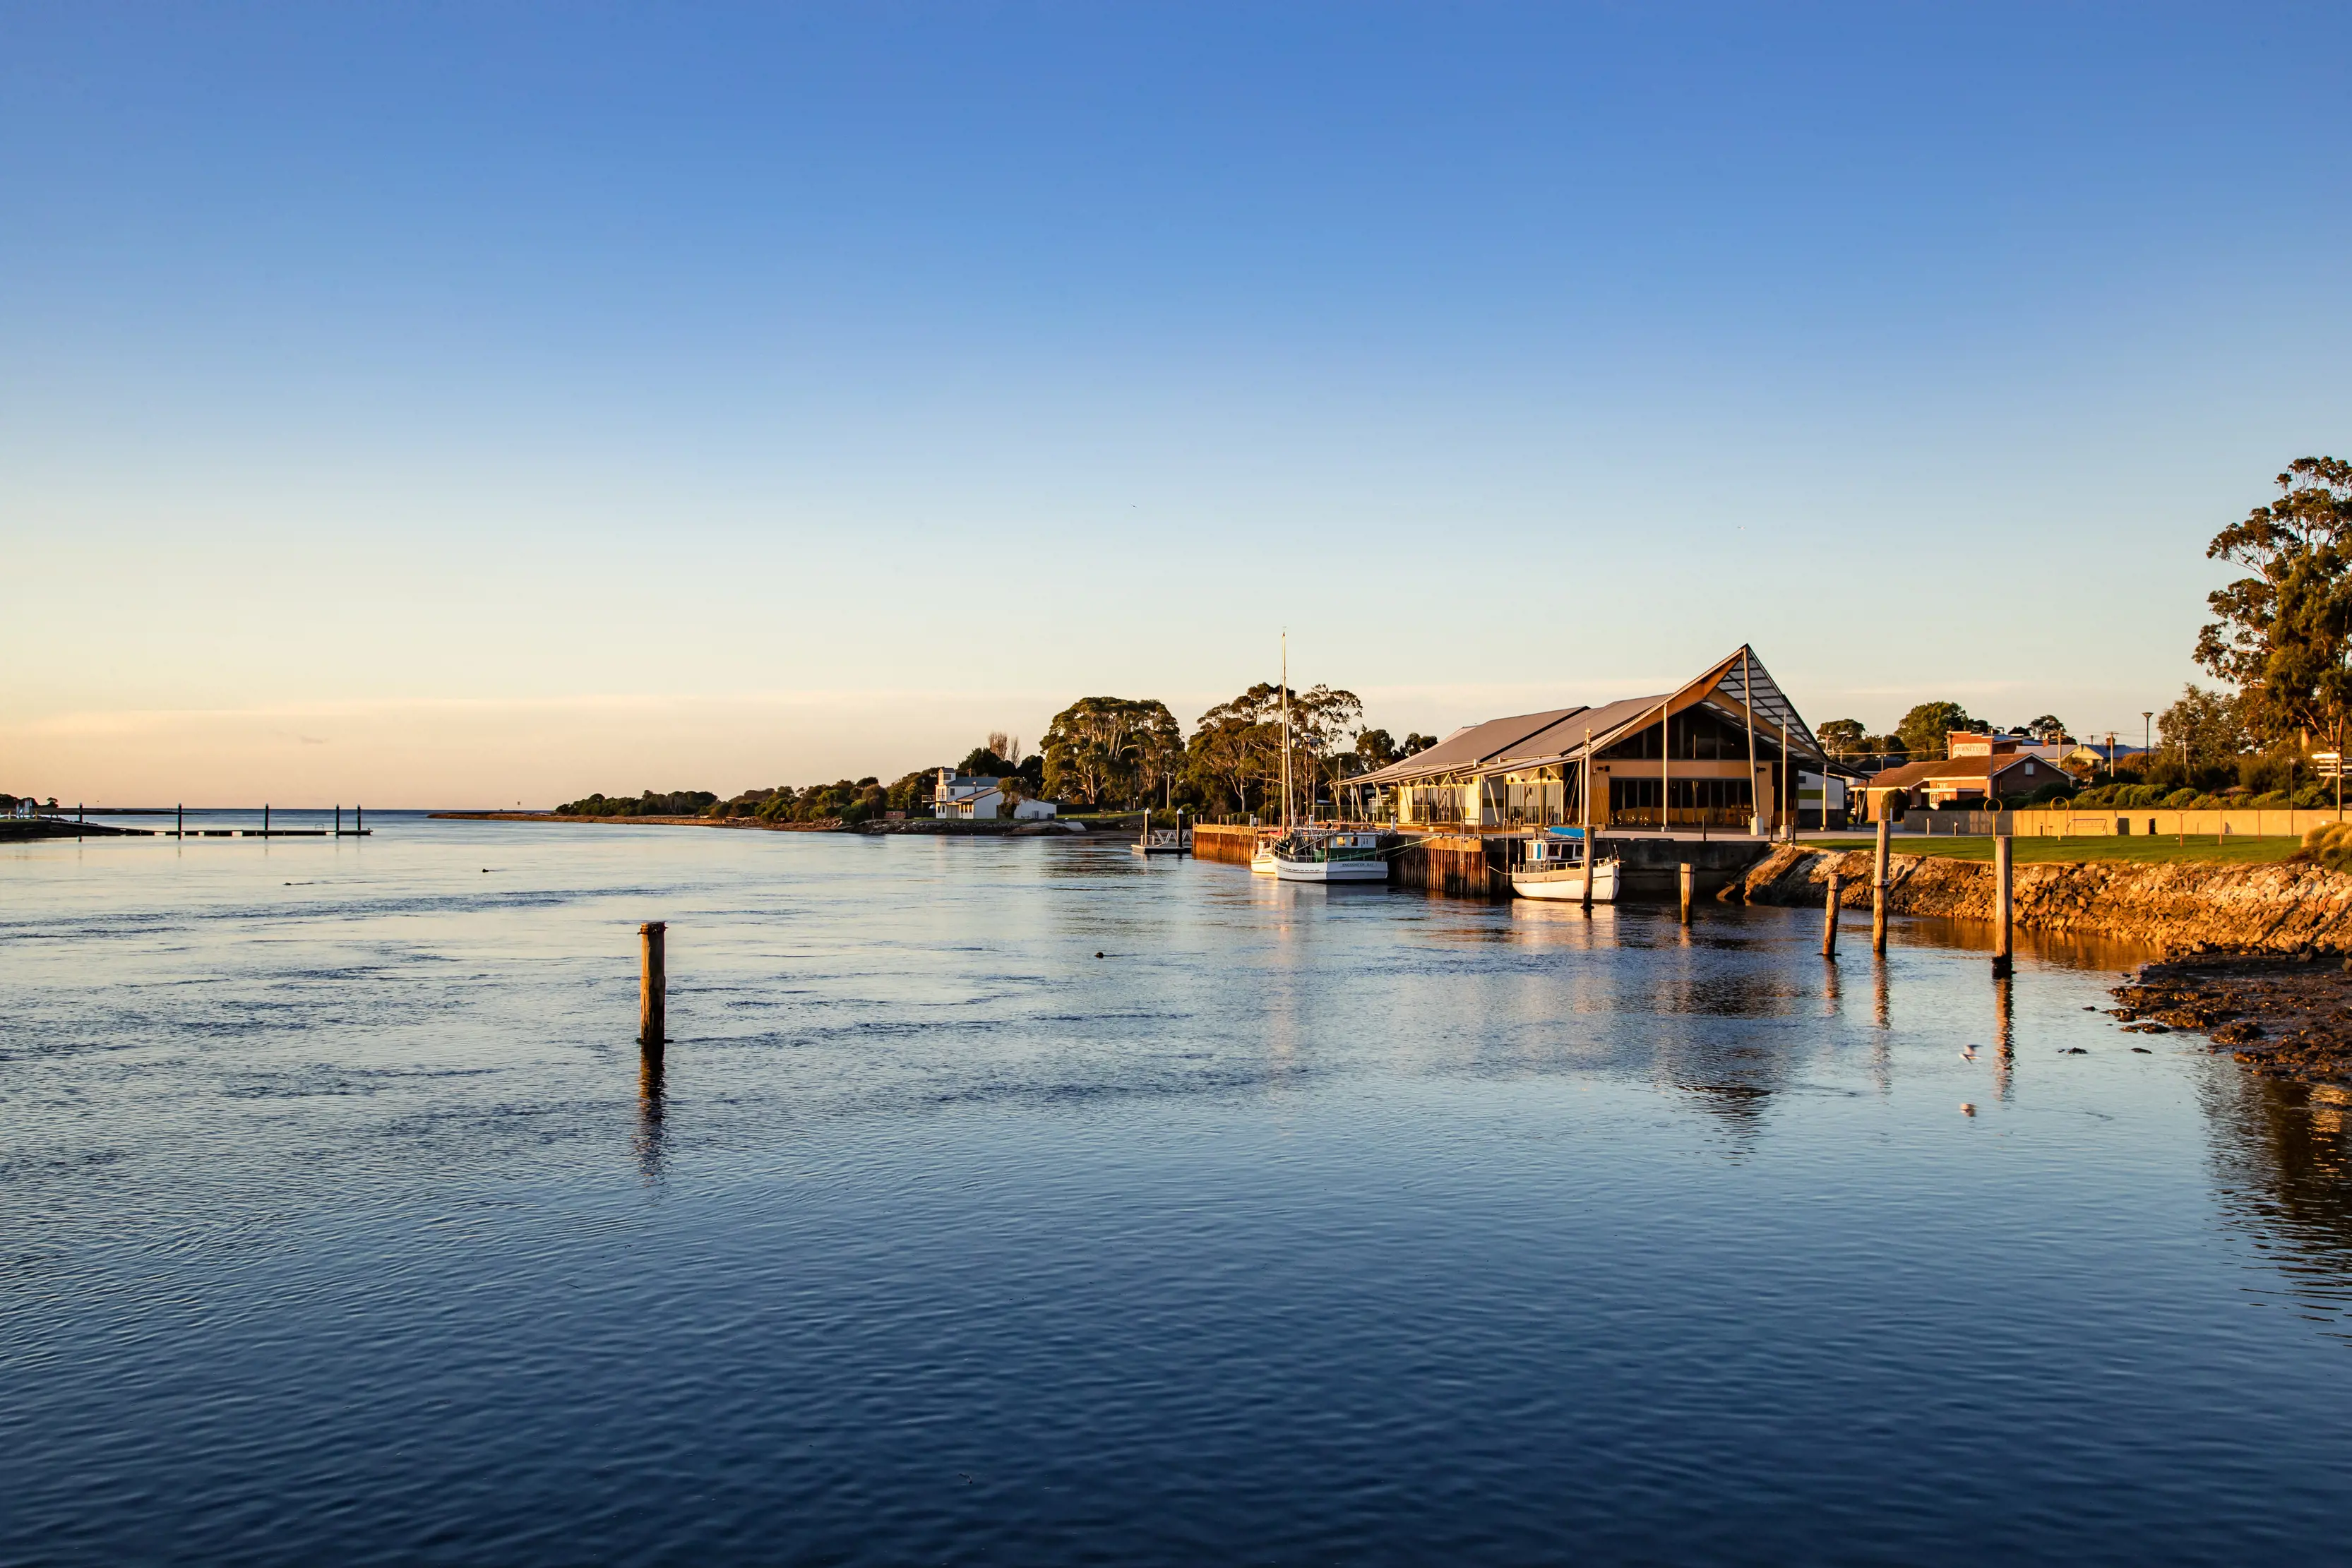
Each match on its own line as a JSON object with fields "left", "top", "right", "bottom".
{"left": 1864, "top": 753, "right": 2046, "bottom": 790}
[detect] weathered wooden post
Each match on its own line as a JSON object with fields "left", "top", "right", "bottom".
{"left": 1822, "top": 868, "right": 1842, "bottom": 959}
{"left": 1873, "top": 813, "right": 1891, "bottom": 955}
{"left": 263, "top": 803, "right": 270, "bottom": 836}
{"left": 1679, "top": 862, "right": 1694, "bottom": 924}
{"left": 1581, "top": 729, "right": 1596, "bottom": 913}
{"left": 1992, "top": 833, "right": 2014, "bottom": 978}
{"left": 639, "top": 921, "right": 667, "bottom": 1051}
{"left": 176, "top": 803, "right": 184, "bottom": 839}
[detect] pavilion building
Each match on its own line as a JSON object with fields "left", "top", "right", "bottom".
{"left": 1348, "top": 646, "right": 1844, "bottom": 834}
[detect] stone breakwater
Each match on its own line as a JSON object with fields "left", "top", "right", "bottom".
{"left": 1727, "top": 844, "right": 2352, "bottom": 952}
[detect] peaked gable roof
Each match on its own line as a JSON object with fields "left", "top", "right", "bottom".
{"left": 1355, "top": 646, "right": 1832, "bottom": 787}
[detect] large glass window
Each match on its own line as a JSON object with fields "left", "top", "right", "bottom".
{"left": 1598, "top": 707, "right": 1781, "bottom": 763}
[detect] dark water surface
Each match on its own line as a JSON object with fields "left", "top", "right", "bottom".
{"left": 5, "top": 815, "right": 2351, "bottom": 1564}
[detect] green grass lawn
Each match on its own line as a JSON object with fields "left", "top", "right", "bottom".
{"left": 1811, "top": 834, "right": 2305, "bottom": 866}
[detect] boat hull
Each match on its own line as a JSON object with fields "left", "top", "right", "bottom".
{"left": 1273, "top": 856, "right": 1390, "bottom": 882}
{"left": 1510, "top": 860, "right": 1620, "bottom": 902}
{"left": 1250, "top": 848, "right": 1279, "bottom": 876}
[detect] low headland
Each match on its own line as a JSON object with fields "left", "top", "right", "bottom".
{"left": 427, "top": 810, "right": 1104, "bottom": 837}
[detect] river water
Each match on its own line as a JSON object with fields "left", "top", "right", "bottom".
{"left": 4, "top": 815, "right": 2350, "bottom": 1564}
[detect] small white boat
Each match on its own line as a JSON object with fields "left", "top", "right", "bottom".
{"left": 1511, "top": 827, "right": 1618, "bottom": 902}
{"left": 1250, "top": 842, "right": 1280, "bottom": 876}
{"left": 1272, "top": 830, "right": 1390, "bottom": 883}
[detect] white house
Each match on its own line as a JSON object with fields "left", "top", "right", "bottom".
{"left": 932, "top": 769, "right": 1058, "bottom": 820}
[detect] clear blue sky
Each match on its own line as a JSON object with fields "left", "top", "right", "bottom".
{"left": 5, "top": 4, "right": 2348, "bottom": 803}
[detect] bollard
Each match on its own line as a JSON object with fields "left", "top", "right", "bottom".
{"left": 1678, "top": 862, "right": 1694, "bottom": 924}
{"left": 639, "top": 921, "right": 667, "bottom": 1051}
{"left": 1992, "top": 834, "right": 2013, "bottom": 978}
{"left": 1822, "top": 868, "right": 1842, "bottom": 959}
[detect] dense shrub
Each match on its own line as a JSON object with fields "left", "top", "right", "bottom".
{"left": 2301, "top": 822, "right": 2352, "bottom": 873}
{"left": 556, "top": 790, "right": 719, "bottom": 818}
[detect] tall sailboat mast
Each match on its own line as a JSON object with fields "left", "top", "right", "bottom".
{"left": 1279, "top": 631, "right": 1292, "bottom": 831}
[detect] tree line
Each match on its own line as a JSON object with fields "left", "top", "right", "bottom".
{"left": 555, "top": 698, "right": 1443, "bottom": 826}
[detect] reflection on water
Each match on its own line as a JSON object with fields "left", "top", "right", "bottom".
{"left": 3, "top": 819, "right": 2351, "bottom": 1564}
{"left": 634, "top": 1049, "right": 667, "bottom": 1187}
{"left": 2204, "top": 1072, "right": 2352, "bottom": 1332}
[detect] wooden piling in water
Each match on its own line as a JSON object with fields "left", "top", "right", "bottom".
{"left": 1873, "top": 814, "right": 1891, "bottom": 955}
{"left": 1992, "top": 834, "right": 2014, "bottom": 977}
{"left": 1822, "top": 869, "right": 1841, "bottom": 959}
{"left": 639, "top": 921, "right": 667, "bottom": 1051}
{"left": 1678, "top": 863, "right": 1693, "bottom": 924}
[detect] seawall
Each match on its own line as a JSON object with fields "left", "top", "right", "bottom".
{"left": 1730, "top": 844, "right": 2352, "bottom": 952}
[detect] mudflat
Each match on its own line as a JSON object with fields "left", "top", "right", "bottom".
{"left": 2116, "top": 952, "right": 2352, "bottom": 1084}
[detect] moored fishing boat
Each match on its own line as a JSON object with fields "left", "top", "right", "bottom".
{"left": 1510, "top": 826, "right": 1618, "bottom": 902}
{"left": 1272, "top": 829, "right": 1390, "bottom": 883}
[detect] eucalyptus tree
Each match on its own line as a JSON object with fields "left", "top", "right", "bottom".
{"left": 2197, "top": 458, "right": 2352, "bottom": 810}
{"left": 1042, "top": 696, "right": 1182, "bottom": 808}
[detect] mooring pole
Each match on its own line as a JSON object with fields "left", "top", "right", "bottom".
{"left": 176, "top": 803, "right": 183, "bottom": 839}
{"left": 1581, "top": 728, "right": 1596, "bottom": 913}
{"left": 1679, "top": 862, "right": 1694, "bottom": 924}
{"left": 263, "top": 803, "right": 270, "bottom": 837}
{"left": 1992, "top": 833, "right": 2014, "bottom": 978}
{"left": 639, "top": 921, "right": 667, "bottom": 1051}
{"left": 335, "top": 804, "right": 342, "bottom": 836}
{"left": 1822, "top": 868, "right": 1842, "bottom": 959}
{"left": 1873, "top": 813, "right": 1891, "bottom": 955}
{"left": 357, "top": 803, "right": 364, "bottom": 834}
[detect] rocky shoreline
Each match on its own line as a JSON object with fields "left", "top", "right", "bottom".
{"left": 1727, "top": 843, "right": 2352, "bottom": 951}
{"left": 0, "top": 818, "right": 147, "bottom": 841}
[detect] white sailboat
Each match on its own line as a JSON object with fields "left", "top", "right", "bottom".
{"left": 1267, "top": 634, "right": 1390, "bottom": 882}
{"left": 1250, "top": 633, "right": 1290, "bottom": 876}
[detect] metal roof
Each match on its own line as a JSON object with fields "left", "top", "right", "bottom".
{"left": 1349, "top": 647, "right": 1829, "bottom": 786}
